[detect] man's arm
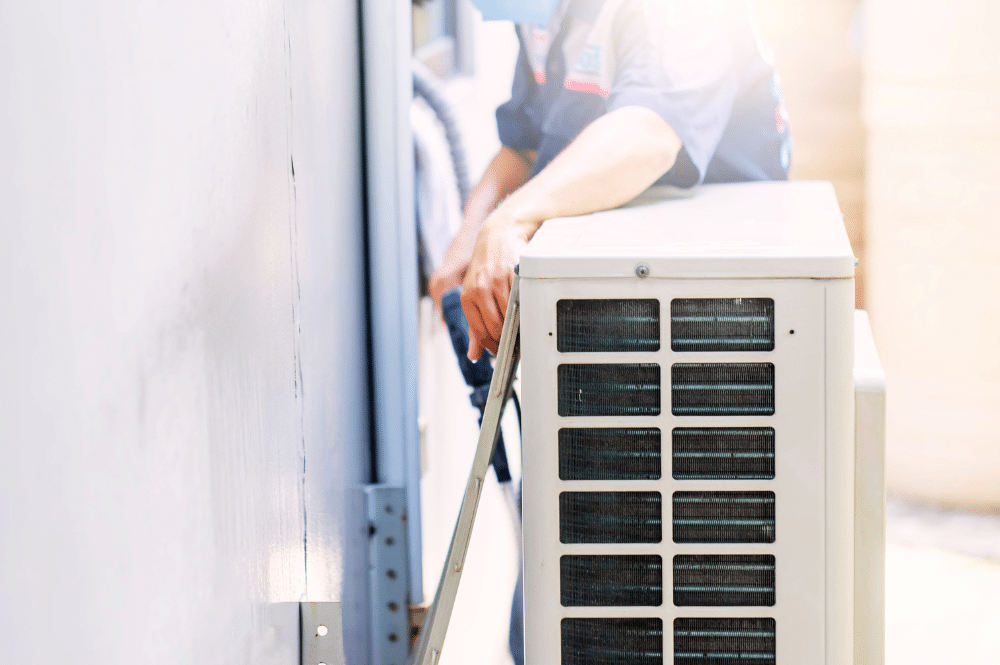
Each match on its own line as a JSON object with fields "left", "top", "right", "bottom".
{"left": 461, "top": 105, "right": 682, "bottom": 358}
{"left": 428, "top": 146, "right": 535, "bottom": 306}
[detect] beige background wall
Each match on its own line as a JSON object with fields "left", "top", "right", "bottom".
{"left": 759, "top": 0, "right": 1000, "bottom": 510}
{"left": 755, "top": 0, "right": 867, "bottom": 308}
{"left": 863, "top": 0, "right": 1000, "bottom": 509}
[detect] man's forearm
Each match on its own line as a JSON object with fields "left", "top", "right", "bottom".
{"left": 462, "top": 145, "right": 534, "bottom": 236}
{"left": 488, "top": 105, "right": 682, "bottom": 240}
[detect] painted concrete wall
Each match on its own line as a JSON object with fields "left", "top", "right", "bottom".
{"left": 0, "top": 2, "right": 369, "bottom": 663}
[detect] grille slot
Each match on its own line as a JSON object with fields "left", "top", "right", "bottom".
{"left": 559, "top": 428, "right": 661, "bottom": 480}
{"left": 672, "top": 491, "right": 775, "bottom": 544}
{"left": 560, "top": 491, "right": 662, "bottom": 544}
{"left": 560, "top": 555, "right": 663, "bottom": 607}
{"left": 673, "top": 617, "right": 776, "bottom": 665}
{"left": 562, "top": 617, "right": 663, "bottom": 665}
{"left": 672, "top": 428, "right": 775, "bottom": 480}
{"left": 559, "top": 364, "right": 661, "bottom": 417}
{"left": 558, "top": 299, "right": 660, "bottom": 353}
{"left": 673, "top": 555, "right": 775, "bottom": 606}
{"left": 671, "top": 364, "right": 774, "bottom": 416}
{"left": 671, "top": 298, "right": 774, "bottom": 352}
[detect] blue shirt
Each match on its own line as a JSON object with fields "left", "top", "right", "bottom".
{"left": 496, "top": 0, "right": 792, "bottom": 187}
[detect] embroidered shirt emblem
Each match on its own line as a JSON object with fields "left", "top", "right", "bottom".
{"left": 574, "top": 45, "right": 602, "bottom": 74}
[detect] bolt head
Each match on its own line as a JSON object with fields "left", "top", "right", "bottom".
{"left": 636, "top": 264, "right": 650, "bottom": 278}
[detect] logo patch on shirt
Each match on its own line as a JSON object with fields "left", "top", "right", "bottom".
{"left": 574, "top": 45, "right": 602, "bottom": 74}
{"left": 562, "top": 17, "right": 613, "bottom": 99}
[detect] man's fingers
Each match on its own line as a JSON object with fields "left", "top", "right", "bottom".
{"left": 489, "top": 284, "right": 509, "bottom": 347}
{"left": 467, "top": 327, "right": 481, "bottom": 361}
{"left": 477, "top": 280, "right": 504, "bottom": 349}
{"left": 462, "top": 291, "right": 492, "bottom": 360}
{"left": 467, "top": 317, "right": 499, "bottom": 358}
{"left": 459, "top": 215, "right": 527, "bottom": 357}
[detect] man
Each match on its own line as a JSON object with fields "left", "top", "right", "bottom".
{"left": 429, "top": 3, "right": 790, "bottom": 662}
{"left": 430, "top": 0, "right": 791, "bottom": 359}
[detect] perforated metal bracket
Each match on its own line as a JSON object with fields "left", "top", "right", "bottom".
{"left": 300, "top": 602, "right": 346, "bottom": 665}
{"left": 366, "top": 485, "right": 411, "bottom": 665}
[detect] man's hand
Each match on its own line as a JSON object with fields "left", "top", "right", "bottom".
{"left": 460, "top": 213, "right": 532, "bottom": 358}
{"left": 458, "top": 106, "right": 683, "bottom": 359}
{"left": 428, "top": 146, "right": 534, "bottom": 308}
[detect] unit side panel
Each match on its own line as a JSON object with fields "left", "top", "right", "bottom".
{"left": 521, "top": 278, "right": 829, "bottom": 665}
{"left": 825, "top": 279, "right": 857, "bottom": 665}
{"left": 854, "top": 310, "right": 886, "bottom": 665}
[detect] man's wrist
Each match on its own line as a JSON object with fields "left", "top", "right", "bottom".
{"left": 484, "top": 203, "right": 543, "bottom": 243}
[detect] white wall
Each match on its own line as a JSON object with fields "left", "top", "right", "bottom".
{"left": 0, "top": 2, "right": 369, "bottom": 663}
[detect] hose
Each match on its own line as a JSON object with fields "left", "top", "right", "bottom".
{"left": 412, "top": 60, "right": 471, "bottom": 207}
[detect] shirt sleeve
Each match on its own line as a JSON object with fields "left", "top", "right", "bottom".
{"left": 607, "top": 0, "right": 739, "bottom": 188}
{"left": 496, "top": 26, "right": 545, "bottom": 152}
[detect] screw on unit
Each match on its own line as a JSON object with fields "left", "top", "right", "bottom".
{"left": 636, "top": 264, "right": 650, "bottom": 278}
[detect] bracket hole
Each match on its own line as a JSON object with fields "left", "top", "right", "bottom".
{"left": 384, "top": 504, "right": 394, "bottom": 514}
{"left": 386, "top": 569, "right": 397, "bottom": 580}
{"left": 388, "top": 601, "right": 399, "bottom": 612}
{"left": 316, "top": 625, "right": 328, "bottom": 637}
{"left": 385, "top": 536, "right": 394, "bottom": 546}
{"left": 389, "top": 632, "right": 399, "bottom": 643}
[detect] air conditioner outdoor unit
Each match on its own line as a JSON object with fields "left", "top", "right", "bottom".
{"left": 516, "top": 181, "right": 885, "bottom": 665}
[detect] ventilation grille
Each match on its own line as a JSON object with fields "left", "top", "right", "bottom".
{"left": 673, "top": 554, "right": 775, "bottom": 606}
{"left": 560, "top": 491, "right": 662, "bottom": 544}
{"left": 672, "top": 491, "right": 775, "bottom": 543}
{"left": 672, "top": 427, "right": 775, "bottom": 480}
{"left": 562, "top": 618, "right": 663, "bottom": 665}
{"left": 671, "top": 298, "right": 774, "bottom": 352}
{"left": 550, "top": 299, "right": 780, "bottom": 664}
{"left": 559, "top": 364, "right": 661, "bottom": 417}
{"left": 559, "top": 428, "right": 661, "bottom": 480}
{"left": 560, "top": 555, "right": 663, "bottom": 607}
{"left": 671, "top": 364, "right": 774, "bottom": 416}
{"left": 558, "top": 299, "right": 660, "bottom": 353}
{"left": 673, "top": 618, "right": 776, "bottom": 665}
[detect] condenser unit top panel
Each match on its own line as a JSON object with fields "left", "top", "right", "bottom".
{"left": 520, "top": 181, "right": 855, "bottom": 280}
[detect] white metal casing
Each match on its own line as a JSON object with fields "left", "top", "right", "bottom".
{"left": 519, "top": 181, "right": 859, "bottom": 665}
{"left": 519, "top": 181, "right": 855, "bottom": 281}
{"left": 853, "top": 311, "right": 886, "bottom": 665}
